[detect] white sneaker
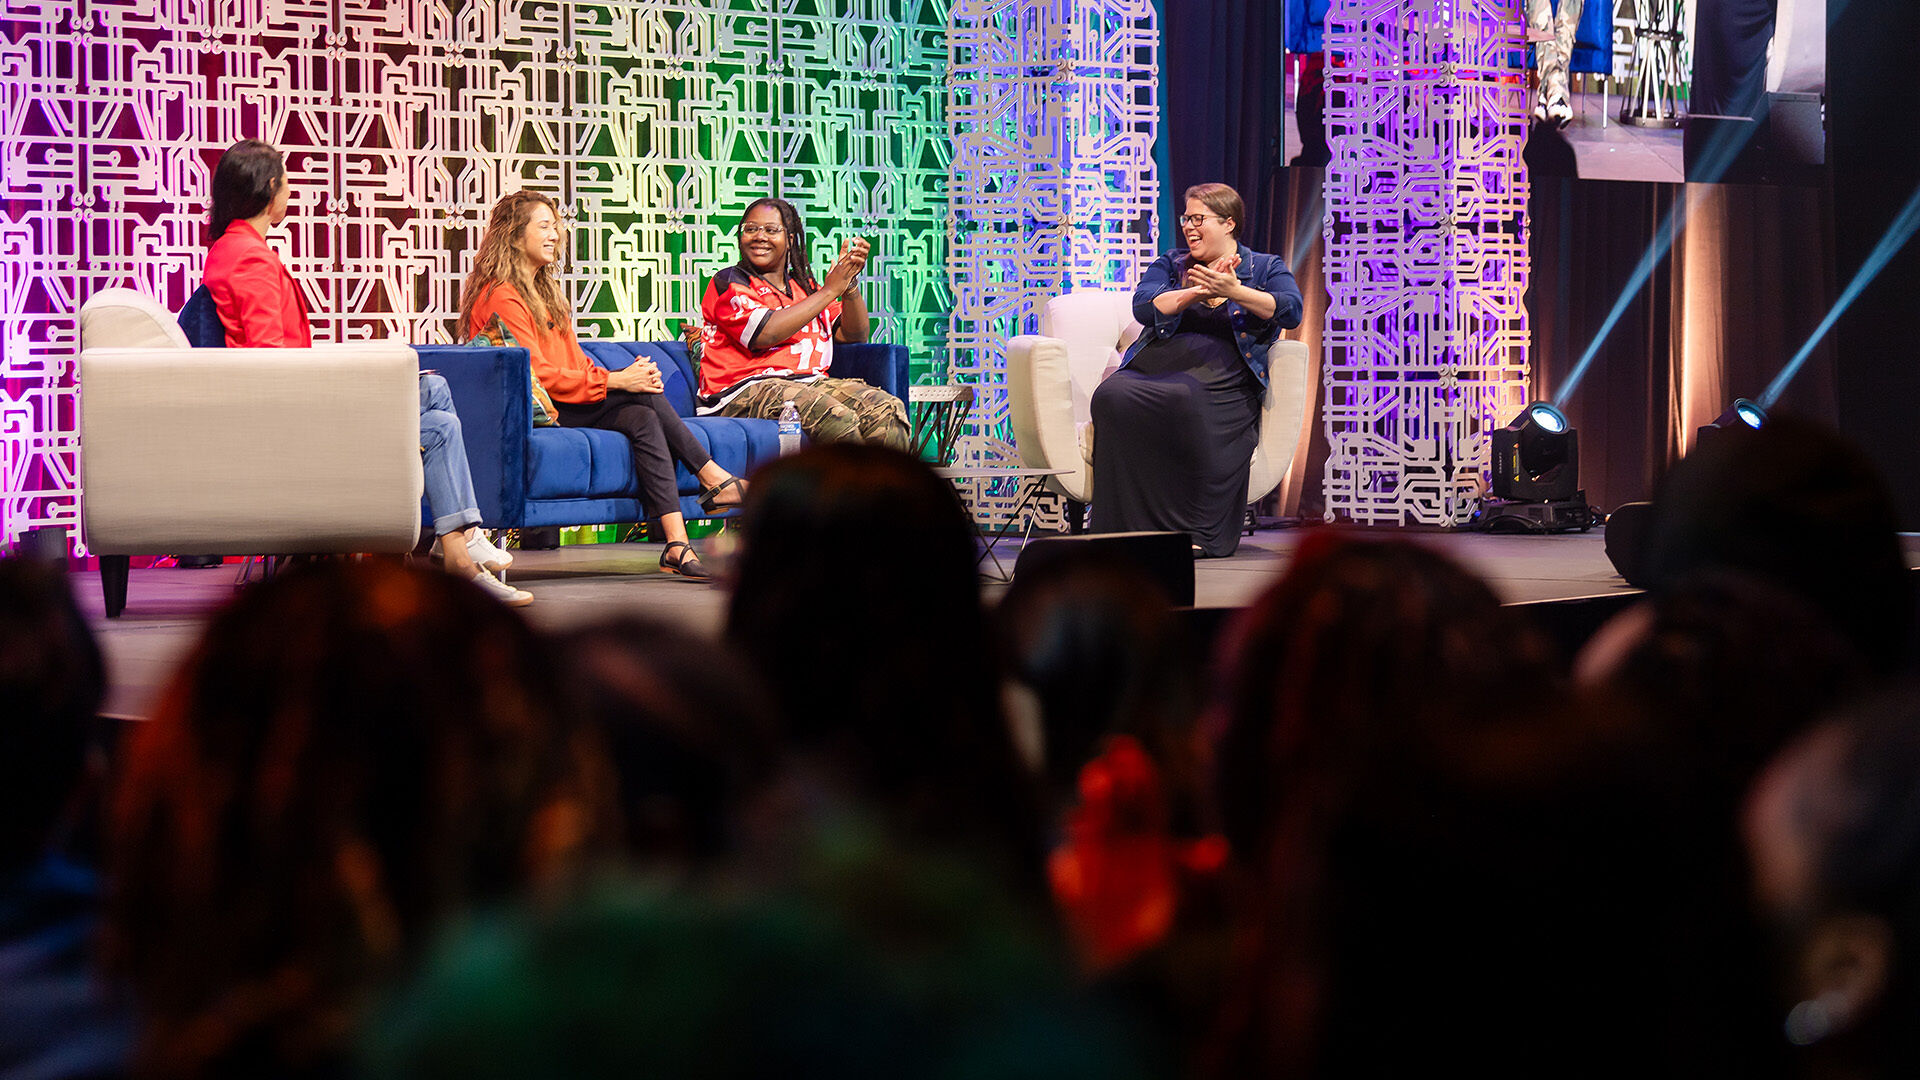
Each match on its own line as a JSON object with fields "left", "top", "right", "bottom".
{"left": 467, "top": 530, "right": 513, "bottom": 572}
{"left": 430, "top": 531, "right": 514, "bottom": 572}
{"left": 468, "top": 566, "right": 533, "bottom": 607}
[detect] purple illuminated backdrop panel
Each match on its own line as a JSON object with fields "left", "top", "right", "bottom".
{"left": 1320, "top": 0, "right": 1531, "bottom": 526}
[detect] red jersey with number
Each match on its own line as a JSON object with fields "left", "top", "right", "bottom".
{"left": 697, "top": 265, "right": 841, "bottom": 402}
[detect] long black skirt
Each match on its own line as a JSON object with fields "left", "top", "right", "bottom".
{"left": 1088, "top": 330, "right": 1263, "bottom": 557}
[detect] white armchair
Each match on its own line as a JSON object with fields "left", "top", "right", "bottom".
{"left": 78, "top": 288, "right": 426, "bottom": 616}
{"left": 1006, "top": 288, "right": 1312, "bottom": 523}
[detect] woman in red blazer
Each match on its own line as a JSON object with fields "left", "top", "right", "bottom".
{"left": 201, "top": 140, "right": 530, "bottom": 606}
{"left": 202, "top": 141, "right": 308, "bottom": 348}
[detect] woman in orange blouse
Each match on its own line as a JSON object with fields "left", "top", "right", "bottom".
{"left": 460, "top": 191, "right": 744, "bottom": 580}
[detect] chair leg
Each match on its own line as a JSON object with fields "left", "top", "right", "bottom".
{"left": 1066, "top": 500, "right": 1087, "bottom": 535}
{"left": 100, "top": 556, "right": 130, "bottom": 618}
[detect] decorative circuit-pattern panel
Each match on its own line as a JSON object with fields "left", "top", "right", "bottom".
{"left": 1320, "top": 0, "right": 1532, "bottom": 526}
{"left": 0, "top": 0, "right": 948, "bottom": 550}
{"left": 946, "top": 0, "right": 1158, "bottom": 524}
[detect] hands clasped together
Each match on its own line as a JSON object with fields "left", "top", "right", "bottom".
{"left": 607, "top": 357, "right": 666, "bottom": 394}
{"left": 1184, "top": 253, "right": 1241, "bottom": 302}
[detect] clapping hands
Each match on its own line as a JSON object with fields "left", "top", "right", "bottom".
{"left": 1185, "top": 253, "right": 1240, "bottom": 299}
{"left": 824, "top": 238, "right": 871, "bottom": 296}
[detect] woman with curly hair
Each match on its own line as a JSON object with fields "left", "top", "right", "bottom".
{"left": 460, "top": 190, "right": 744, "bottom": 579}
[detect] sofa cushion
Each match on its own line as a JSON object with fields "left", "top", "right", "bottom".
{"left": 79, "top": 288, "right": 191, "bottom": 351}
{"left": 1039, "top": 290, "right": 1139, "bottom": 426}
{"left": 585, "top": 428, "right": 634, "bottom": 497}
{"left": 579, "top": 341, "right": 699, "bottom": 417}
{"left": 525, "top": 428, "right": 593, "bottom": 500}
{"left": 525, "top": 427, "right": 637, "bottom": 501}
{"left": 681, "top": 415, "right": 779, "bottom": 490}
{"left": 177, "top": 285, "right": 227, "bottom": 348}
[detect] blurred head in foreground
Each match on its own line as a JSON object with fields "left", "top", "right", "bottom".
{"left": 1205, "top": 533, "right": 1688, "bottom": 1078}
{"left": 548, "top": 615, "right": 779, "bottom": 871}
{"left": 108, "top": 560, "right": 613, "bottom": 1079}
{"left": 1644, "top": 415, "right": 1912, "bottom": 673}
{"left": 726, "top": 444, "right": 1040, "bottom": 877}
{"left": 364, "top": 863, "right": 1145, "bottom": 1080}
{"left": 0, "top": 554, "right": 104, "bottom": 869}
{"left": 1747, "top": 689, "right": 1920, "bottom": 1080}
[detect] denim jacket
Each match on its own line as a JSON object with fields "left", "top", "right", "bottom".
{"left": 1122, "top": 243, "right": 1305, "bottom": 387}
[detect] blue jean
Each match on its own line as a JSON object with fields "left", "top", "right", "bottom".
{"left": 420, "top": 373, "right": 483, "bottom": 536}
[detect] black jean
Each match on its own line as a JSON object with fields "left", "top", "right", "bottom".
{"left": 553, "top": 390, "right": 712, "bottom": 520}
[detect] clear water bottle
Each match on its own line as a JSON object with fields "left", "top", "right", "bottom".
{"left": 777, "top": 398, "right": 802, "bottom": 455}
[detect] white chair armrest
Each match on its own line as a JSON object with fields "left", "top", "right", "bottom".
{"left": 80, "top": 343, "right": 427, "bottom": 554}
{"left": 1007, "top": 334, "right": 1092, "bottom": 504}
{"left": 1248, "top": 339, "right": 1313, "bottom": 503}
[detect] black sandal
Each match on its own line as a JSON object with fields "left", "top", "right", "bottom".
{"left": 698, "top": 475, "right": 747, "bottom": 513}
{"left": 659, "top": 540, "right": 711, "bottom": 580}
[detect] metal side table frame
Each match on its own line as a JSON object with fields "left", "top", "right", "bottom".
{"left": 935, "top": 466, "right": 1074, "bottom": 582}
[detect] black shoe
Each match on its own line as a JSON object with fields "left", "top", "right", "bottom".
{"left": 659, "top": 540, "right": 711, "bottom": 580}
{"left": 698, "top": 476, "right": 747, "bottom": 513}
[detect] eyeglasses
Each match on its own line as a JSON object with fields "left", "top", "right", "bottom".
{"left": 739, "top": 224, "right": 786, "bottom": 238}
{"left": 1179, "top": 213, "right": 1227, "bottom": 227}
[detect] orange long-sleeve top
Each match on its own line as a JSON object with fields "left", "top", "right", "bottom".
{"left": 466, "top": 281, "right": 608, "bottom": 404}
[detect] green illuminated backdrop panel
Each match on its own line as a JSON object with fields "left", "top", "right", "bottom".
{"left": 0, "top": 0, "right": 948, "bottom": 546}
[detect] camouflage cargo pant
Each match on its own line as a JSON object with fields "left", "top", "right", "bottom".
{"left": 720, "top": 377, "right": 910, "bottom": 451}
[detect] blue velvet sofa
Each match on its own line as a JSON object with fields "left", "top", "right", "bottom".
{"left": 410, "top": 338, "right": 908, "bottom": 529}
{"left": 178, "top": 285, "right": 909, "bottom": 530}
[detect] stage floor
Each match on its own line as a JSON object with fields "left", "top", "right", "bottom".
{"left": 77, "top": 530, "right": 1920, "bottom": 721}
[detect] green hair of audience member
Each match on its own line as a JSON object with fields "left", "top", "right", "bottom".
{"left": 363, "top": 822, "right": 1148, "bottom": 1080}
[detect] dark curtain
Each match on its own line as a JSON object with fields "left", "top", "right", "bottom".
{"left": 1528, "top": 178, "right": 1835, "bottom": 512}
{"left": 1831, "top": 0, "right": 1920, "bottom": 527}
{"left": 1161, "top": 0, "right": 1289, "bottom": 254}
{"left": 1527, "top": 181, "right": 1684, "bottom": 512}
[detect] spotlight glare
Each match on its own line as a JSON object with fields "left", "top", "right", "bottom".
{"left": 1551, "top": 119, "right": 1766, "bottom": 410}
{"left": 1759, "top": 181, "right": 1920, "bottom": 408}
{"left": 1528, "top": 402, "right": 1568, "bottom": 434}
{"left": 1695, "top": 398, "right": 1771, "bottom": 450}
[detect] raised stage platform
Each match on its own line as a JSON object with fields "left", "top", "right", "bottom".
{"left": 77, "top": 530, "right": 1920, "bottom": 721}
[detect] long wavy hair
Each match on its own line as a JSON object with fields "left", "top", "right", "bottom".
{"left": 738, "top": 197, "right": 818, "bottom": 292}
{"left": 460, "top": 190, "right": 573, "bottom": 334}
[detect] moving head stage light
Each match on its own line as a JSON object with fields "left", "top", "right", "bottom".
{"left": 1695, "top": 397, "right": 1768, "bottom": 450}
{"left": 1478, "top": 402, "right": 1595, "bottom": 533}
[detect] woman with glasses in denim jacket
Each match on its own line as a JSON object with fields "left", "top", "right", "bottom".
{"left": 1089, "top": 183, "right": 1304, "bottom": 558}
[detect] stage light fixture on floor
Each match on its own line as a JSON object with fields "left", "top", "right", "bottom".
{"left": 1492, "top": 402, "right": 1579, "bottom": 502}
{"left": 1704, "top": 395, "right": 1758, "bottom": 432}
{"left": 1695, "top": 397, "right": 1767, "bottom": 447}
{"left": 1479, "top": 401, "right": 1594, "bottom": 533}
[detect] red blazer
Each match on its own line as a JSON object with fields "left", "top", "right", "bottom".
{"left": 204, "top": 220, "right": 312, "bottom": 347}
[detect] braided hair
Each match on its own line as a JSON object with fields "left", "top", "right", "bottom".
{"left": 738, "top": 197, "right": 817, "bottom": 292}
